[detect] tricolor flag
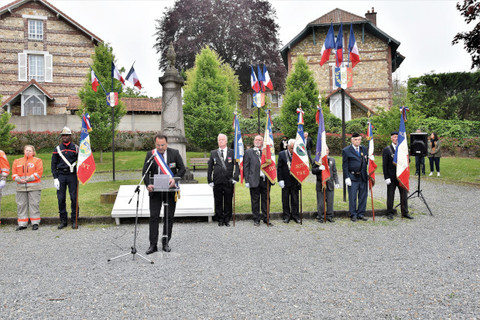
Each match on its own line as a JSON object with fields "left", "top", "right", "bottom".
{"left": 112, "top": 62, "right": 125, "bottom": 85}
{"left": 233, "top": 112, "right": 244, "bottom": 183}
{"left": 367, "top": 120, "right": 377, "bottom": 187}
{"left": 290, "top": 106, "right": 310, "bottom": 183}
{"left": 126, "top": 65, "right": 142, "bottom": 90}
{"left": 348, "top": 24, "right": 360, "bottom": 68}
{"left": 315, "top": 104, "right": 330, "bottom": 189}
{"left": 394, "top": 107, "right": 410, "bottom": 191}
{"left": 107, "top": 92, "right": 118, "bottom": 107}
{"left": 257, "top": 65, "right": 265, "bottom": 92}
{"left": 91, "top": 70, "right": 99, "bottom": 92}
{"left": 263, "top": 64, "right": 273, "bottom": 90}
{"left": 250, "top": 65, "right": 260, "bottom": 93}
{"left": 260, "top": 110, "right": 277, "bottom": 183}
{"left": 77, "top": 113, "right": 96, "bottom": 184}
{"left": 400, "top": 106, "right": 409, "bottom": 122}
{"left": 335, "top": 23, "right": 343, "bottom": 67}
{"left": 320, "top": 24, "right": 335, "bottom": 66}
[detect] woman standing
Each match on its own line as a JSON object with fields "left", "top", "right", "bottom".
{"left": 12, "top": 145, "right": 43, "bottom": 230}
{"left": 427, "top": 132, "right": 441, "bottom": 177}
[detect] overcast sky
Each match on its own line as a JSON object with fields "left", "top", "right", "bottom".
{"left": 2, "top": 0, "right": 474, "bottom": 97}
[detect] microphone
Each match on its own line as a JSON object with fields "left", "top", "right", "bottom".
{"left": 146, "top": 153, "right": 155, "bottom": 163}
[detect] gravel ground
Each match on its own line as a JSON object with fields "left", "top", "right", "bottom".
{"left": 1, "top": 173, "right": 479, "bottom": 319}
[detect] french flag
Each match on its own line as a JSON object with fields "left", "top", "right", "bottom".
{"left": 315, "top": 105, "right": 330, "bottom": 189}
{"left": 263, "top": 64, "right": 273, "bottom": 90}
{"left": 257, "top": 65, "right": 266, "bottom": 92}
{"left": 348, "top": 24, "right": 360, "bottom": 68}
{"left": 335, "top": 23, "right": 343, "bottom": 67}
{"left": 394, "top": 107, "right": 410, "bottom": 192}
{"left": 250, "top": 65, "right": 260, "bottom": 93}
{"left": 126, "top": 66, "right": 142, "bottom": 90}
{"left": 91, "top": 70, "right": 99, "bottom": 92}
{"left": 320, "top": 23, "right": 335, "bottom": 66}
{"left": 112, "top": 62, "right": 125, "bottom": 85}
{"left": 367, "top": 120, "right": 377, "bottom": 187}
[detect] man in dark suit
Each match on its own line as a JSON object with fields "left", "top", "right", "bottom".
{"left": 304, "top": 132, "right": 314, "bottom": 165}
{"left": 342, "top": 133, "right": 369, "bottom": 222}
{"left": 277, "top": 139, "right": 301, "bottom": 223}
{"left": 312, "top": 147, "right": 339, "bottom": 223}
{"left": 243, "top": 135, "right": 273, "bottom": 226}
{"left": 383, "top": 131, "right": 413, "bottom": 220}
{"left": 143, "top": 133, "right": 186, "bottom": 254}
{"left": 208, "top": 133, "right": 239, "bottom": 227}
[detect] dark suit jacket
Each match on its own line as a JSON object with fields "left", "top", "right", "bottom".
{"left": 312, "top": 157, "right": 339, "bottom": 191}
{"left": 306, "top": 137, "right": 313, "bottom": 151}
{"left": 243, "top": 147, "right": 262, "bottom": 188}
{"left": 277, "top": 150, "right": 299, "bottom": 188}
{"left": 207, "top": 148, "right": 239, "bottom": 185}
{"left": 142, "top": 148, "right": 186, "bottom": 189}
{"left": 342, "top": 145, "right": 368, "bottom": 182}
{"left": 383, "top": 144, "right": 396, "bottom": 181}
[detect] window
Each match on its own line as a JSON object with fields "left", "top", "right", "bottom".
{"left": 29, "top": 55, "right": 45, "bottom": 81}
{"left": 28, "top": 20, "right": 43, "bottom": 40}
{"left": 24, "top": 95, "right": 45, "bottom": 116}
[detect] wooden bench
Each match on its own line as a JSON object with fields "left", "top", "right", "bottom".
{"left": 111, "top": 184, "right": 214, "bottom": 225}
{"left": 189, "top": 157, "right": 209, "bottom": 171}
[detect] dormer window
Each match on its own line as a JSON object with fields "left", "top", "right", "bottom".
{"left": 28, "top": 19, "right": 43, "bottom": 40}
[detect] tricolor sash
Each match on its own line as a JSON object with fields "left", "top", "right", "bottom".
{"left": 152, "top": 150, "right": 174, "bottom": 178}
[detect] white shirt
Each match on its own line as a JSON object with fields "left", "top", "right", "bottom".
{"left": 219, "top": 147, "right": 227, "bottom": 161}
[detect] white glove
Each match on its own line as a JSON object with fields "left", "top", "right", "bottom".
{"left": 385, "top": 178, "right": 391, "bottom": 185}
{"left": 345, "top": 178, "right": 352, "bottom": 186}
{"left": 335, "top": 184, "right": 339, "bottom": 189}
{"left": 0, "top": 180, "right": 5, "bottom": 190}
{"left": 319, "top": 165, "right": 325, "bottom": 171}
{"left": 279, "top": 180, "right": 285, "bottom": 188}
{"left": 208, "top": 182, "right": 214, "bottom": 188}
{"left": 245, "top": 183, "right": 250, "bottom": 189}
{"left": 232, "top": 180, "right": 237, "bottom": 185}
{"left": 54, "top": 178, "right": 60, "bottom": 190}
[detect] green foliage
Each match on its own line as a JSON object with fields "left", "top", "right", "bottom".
{"left": 280, "top": 55, "right": 320, "bottom": 138}
{"left": 0, "top": 112, "right": 17, "bottom": 152}
{"left": 407, "top": 71, "right": 480, "bottom": 121}
{"left": 183, "top": 46, "right": 240, "bottom": 151}
{"left": 122, "top": 87, "right": 151, "bottom": 98}
{"left": 237, "top": 113, "right": 282, "bottom": 135}
{"left": 78, "top": 43, "right": 126, "bottom": 154}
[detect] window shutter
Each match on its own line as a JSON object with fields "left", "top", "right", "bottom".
{"left": 44, "top": 53, "right": 53, "bottom": 82}
{"left": 18, "top": 53, "right": 27, "bottom": 81}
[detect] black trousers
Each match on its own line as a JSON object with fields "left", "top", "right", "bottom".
{"left": 386, "top": 181, "right": 408, "bottom": 216}
{"left": 415, "top": 155, "right": 425, "bottom": 174}
{"left": 316, "top": 185, "right": 335, "bottom": 219}
{"left": 57, "top": 173, "right": 78, "bottom": 223}
{"left": 149, "top": 191, "right": 176, "bottom": 246}
{"left": 281, "top": 185, "right": 299, "bottom": 220}
{"left": 249, "top": 178, "right": 270, "bottom": 223}
{"left": 213, "top": 183, "right": 234, "bottom": 223}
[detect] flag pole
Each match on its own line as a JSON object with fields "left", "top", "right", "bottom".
{"left": 266, "top": 180, "right": 270, "bottom": 227}
{"left": 75, "top": 179, "right": 79, "bottom": 229}
{"left": 369, "top": 180, "right": 375, "bottom": 222}
{"left": 323, "top": 186, "right": 327, "bottom": 223}
{"left": 233, "top": 184, "right": 236, "bottom": 227}
{"left": 299, "top": 185, "right": 303, "bottom": 225}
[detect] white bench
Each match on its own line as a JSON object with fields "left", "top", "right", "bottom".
{"left": 111, "top": 184, "right": 214, "bottom": 225}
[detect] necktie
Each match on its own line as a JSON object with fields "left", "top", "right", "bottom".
{"left": 221, "top": 149, "right": 224, "bottom": 160}
{"left": 356, "top": 147, "right": 360, "bottom": 156}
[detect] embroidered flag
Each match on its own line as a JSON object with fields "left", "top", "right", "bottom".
{"left": 250, "top": 65, "right": 260, "bottom": 93}
{"left": 263, "top": 64, "right": 273, "bottom": 90}
{"left": 91, "top": 70, "right": 99, "bottom": 92}
{"left": 107, "top": 92, "right": 118, "bottom": 107}
{"left": 394, "top": 107, "right": 410, "bottom": 191}
{"left": 290, "top": 106, "right": 310, "bottom": 183}
{"left": 315, "top": 104, "right": 330, "bottom": 189}
{"left": 335, "top": 23, "right": 343, "bottom": 67}
{"left": 261, "top": 110, "right": 277, "bottom": 183}
{"left": 233, "top": 112, "right": 244, "bottom": 183}
{"left": 126, "top": 65, "right": 142, "bottom": 90}
{"left": 320, "top": 23, "right": 335, "bottom": 66}
{"left": 112, "top": 62, "right": 125, "bottom": 85}
{"left": 77, "top": 113, "right": 96, "bottom": 184}
{"left": 348, "top": 24, "right": 360, "bottom": 68}
{"left": 367, "top": 120, "right": 377, "bottom": 187}
{"left": 253, "top": 92, "right": 265, "bottom": 108}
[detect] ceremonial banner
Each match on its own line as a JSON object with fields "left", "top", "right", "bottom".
{"left": 367, "top": 120, "right": 377, "bottom": 186}
{"left": 290, "top": 107, "right": 310, "bottom": 183}
{"left": 107, "top": 92, "right": 118, "bottom": 107}
{"left": 315, "top": 105, "right": 330, "bottom": 189}
{"left": 77, "top": 114, "right": 96, "bottom": 184}
{"left": 394, "top": 107, "right": 410, "bottom": 191}
{"left": 334, "top": 67, "right": 353, "bottom": 89}
{"left": 233, "top": 112, "right": 244, "bottom": 183}
{"left": 261, "top": 110, "right": 277, "bottom": 183}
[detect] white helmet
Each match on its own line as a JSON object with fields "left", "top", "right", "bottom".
{"left": 61, "top": 127, "right": 72, "bottom": 135}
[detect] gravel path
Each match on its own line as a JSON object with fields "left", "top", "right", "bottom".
{"left": 1, "top": 174, "right": 479, "bottom": 319}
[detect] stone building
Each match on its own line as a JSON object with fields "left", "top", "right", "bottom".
{"left": 0, "top": 0, "right": 102, "bottom": 116}
{"left": 280, "top": 7, "right": 405, "bottom": 120}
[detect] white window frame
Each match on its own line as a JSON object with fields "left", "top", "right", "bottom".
{"left": 28, "top": 19, "right": 43, "bottom": 40}
{"left": 18, "top": 50, "right": 53, "bottom": 82}
{"left": 29, "top": 54, "right": 44, "bottom": 81}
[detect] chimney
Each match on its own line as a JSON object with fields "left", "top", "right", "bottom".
{"left": 365, "top": 7, "right": 377, "bottom": 26}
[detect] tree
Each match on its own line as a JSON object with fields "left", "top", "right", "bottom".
{"left": 78, "top": 43, "right": 126, "bottom": 162}
{"left": 279, "top": 56, "right": 319, "bottom": 139}
{"left": 453, "top": 0, "right": 480, "bottom": 69}
{"left": 0, "top": 112, "right": 17, "bottom": 153}
{"left": 183, "top": 46, "right": 240, "bottom": 152}
{"left": 122, "top": 87, "right": 151, "bottom": 98}
{"left": 154, "top": 0, "right": 287, "bottom": 92}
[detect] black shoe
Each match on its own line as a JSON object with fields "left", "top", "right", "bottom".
{"left": 387, "top": 215, "right": 394, "bottom": 220}
{"left": 162, "top": 243, "right": 171, "bottom": 252}
{"left": 32, "top": 224, "right": 39, "bottom": 230}
{"left": 57, "top": 221, "right": 67, "bottom": 229}
{"left": 224, "top": 222, "right": 231, "bottom": 227}
{"left": 326, "top": 217, "right": 335, "bottom": 223}
{"left": 218, "top": 221, "right": 224, "bottom": 226}
{"left": 358, "top": 216, "right": 368, "bottom": 221}
{"left": 16, "top": 226, "right": 27, "bottom": 231}
{"left": 146, "top": 245, "right": 158, "bottom": 255}
{"left": 292, "top": 218, "right": 301, "bottom": 224}
{"left": 317, "top": 219, "right": 325, "bottom": 223}
{"left": 283, "top": 219, "right": 290, "bottom": 223}
{"left": 351, "top": 217, "right": 357, "bottom": 222}
{"left": 402, "top": 214, "right": 414, "bottom": 219}
{"left": 254, "top": 221, "right": 260, "bottom": 226}
{"left": 71, "top": 222, "right": 78, "bottom": 229}
{"left": 263, "top": 220, "right": 274, "bottom": 226}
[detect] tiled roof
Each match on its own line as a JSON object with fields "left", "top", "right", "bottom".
{"left": 67, "top": 96, "right": 162, "bottom": 113}
{"left": 309, "top": 8, "right": 367, "bottom": 24}
{"left": 1, "top": 79, "right": 54, "bottom": 108}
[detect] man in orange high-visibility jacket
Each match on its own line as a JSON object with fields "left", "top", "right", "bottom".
{"left": 0, "top": 150, "right": 10, "bottom": 224}
{"left": 12, "top": 145, "right": 43, "bottom": 231}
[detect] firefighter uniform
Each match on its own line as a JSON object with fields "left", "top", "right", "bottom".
{"left": 12, "top": 154, "right": 43, "bottom": 228}
{"left": 52, "top": 141, "right": 79, "bottom": 227}
{"left": 0, "top": 150, "right": 10, "bottom": 221}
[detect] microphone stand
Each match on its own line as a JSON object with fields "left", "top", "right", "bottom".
{"left": 108, "top": 155, "right": 155, "bottom": 264}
